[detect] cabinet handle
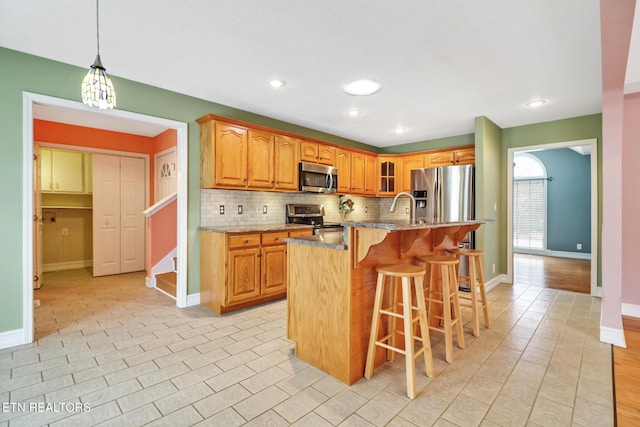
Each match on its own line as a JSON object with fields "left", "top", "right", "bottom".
{"left": 244, "top": 239, "right": 249, "bottom": 243}
{"left": 256, "top": 253, "right": 261, "bottom": 257}
{"left": 274, "top": 237, "right": 279, "bottom": 241}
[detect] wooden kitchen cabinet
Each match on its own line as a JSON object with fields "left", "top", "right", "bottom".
{"left": 300, "top": 141, "right": 336, "bottom": 166}
{"left": 400, "top": 154, "right": 426, "bottom": 192}
{"left": 40, "top": 148, "right": 87, "bottom": 193}
{"left": 350, "top": 152, "right": 366, "bottom": 194}
{"left": 336, "top": 149, "right": 351, "bottom": 193}
{"left": 364, "top": 154, "right": 377, "bottom": 195}
{"left": 274, "top": 135, "right": 299, "bottom": 191}
{"left": 200, "top": 228, "right": 312, "bottom": 314}
{"left": 199, "top": 120, "right": 248, "bottom": 188}
{"left": 378, "top": 157, "right": 399, "bottom": 196}
{"left": 428, "top": 147, "right": 475, "bottom": 166}
{"left": 247, "top": 129, "right": 275, "bottom": 189}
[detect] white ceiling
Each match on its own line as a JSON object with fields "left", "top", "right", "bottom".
{"left": 1, "top": 0, "right": 636, "bottom": 147}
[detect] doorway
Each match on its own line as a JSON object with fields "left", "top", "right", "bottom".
{"left": 507, "top": 138, "right": 598, "bottom": 296}
{"left": 22, "top": 92, "right": 189, "bottom": 345}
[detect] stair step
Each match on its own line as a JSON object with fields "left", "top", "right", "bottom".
{"left": 156, "top": 272, "right": 177, "bottom": 297}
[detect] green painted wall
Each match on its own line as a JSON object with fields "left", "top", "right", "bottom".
{"left": 475, "top": 117, "right": 504, "bottom": 282}
{"left": 379, "top": 133, "right": 475, "bottom": 154}
{"left": 0, "top": 47, "right": 375, "bottom": 333}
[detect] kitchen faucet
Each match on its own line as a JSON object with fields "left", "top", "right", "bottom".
{"left": 390, "top": 191, "right": 416, "bottom": 224}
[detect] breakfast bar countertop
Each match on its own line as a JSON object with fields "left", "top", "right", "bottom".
{"left": 199, "top": 223, "right": 313, "bottom": 233}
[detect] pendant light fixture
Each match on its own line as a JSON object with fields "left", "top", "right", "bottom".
{"left": 81, "top": 0, "right": 116, "bottom": 109}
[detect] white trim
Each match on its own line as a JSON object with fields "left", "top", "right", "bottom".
{"left": 485, "top": 274, "right": 508, "bottom": 293}
{"left": 514, "top": 248, "right": 592, "bottom": 260}
{"left": 622, "top": 303, "right": 640, "bottom": 318}
{"left": 145, "top": 276, "right": 155, "bottom": 289}
{"left": 42, "top": 260, "right": 92, "bottom": 272}
{"left": 186, "top": 292, "right": 201, "bottom": 307}
{"left": 600, "top": 324, "right": 626, "bottom": 347}
{"left": 22, "top": 92, "right": 189, "bottom": 348}
{"left": 143, "top": 192, "right": 177, "bottom": 217}
{"left": 0, "top": 329, "right": 26, "bottom": 350}
{"left": 154, "top": 286, "right": 176, "bottom": 300}
{"left": 507, "top": 138, "right": 599, "bottom": 296}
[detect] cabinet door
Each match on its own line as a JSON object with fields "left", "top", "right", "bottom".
{"left": 274, "top": 135, "right": 299, "bottom": 191}
{"left": 364, "top": 154, "right": 377, "bottom": 195}
{"left": 51, "top": 150, "right": 84, "bottom": 193}
{"left": 40, "top": 148, "right": 53, "bottom": 192}
{"left": 454, "top": 147, "right": 475, "bottom": 165}
{"left": 247, "top": 129, "right": 275, "bottom": 189}
{"left": 378, "top": 157, "right": 398, "bottom": 196}
{"left": 227, "top": 247, "right": 261, "bottom": 305}
{"left": 215, "top": 123, "right": 247, "bottom": 187}
{"left": 261, "top": 245, "right": 287, "bottom": 296}
{"left": 318, "top": 145, "right": 336, "bottom": 166}
{"left": 300, "top": 141, "right": 319, "bottom": 163}
{"left": 428, "top": 151, "right": 455, "bottom": 167}
{"left": 336, "top": 149, "right": 352, "bottom": 193}
{"left": 401, "top": 155, "right": 425, "bottom": 192}
{"left": 350, "top": 152, "right": 365, "bottom": 194}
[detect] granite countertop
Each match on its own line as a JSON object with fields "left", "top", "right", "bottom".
{"left": 284, "top": 232, "right": 347, "bottom": 250}
{"left": 342, "top": 219, "right": 494, "bottom": 231}
{"left": 200, "top": 223, "right": 313, "bottom": 233}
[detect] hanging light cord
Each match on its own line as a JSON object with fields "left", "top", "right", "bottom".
{"left": 95, "top": 0, "right": 100, "bottom": 57}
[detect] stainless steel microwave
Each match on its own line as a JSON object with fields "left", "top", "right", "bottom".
{"left": 299, "top": 162, "right": 338, "bottom": 193}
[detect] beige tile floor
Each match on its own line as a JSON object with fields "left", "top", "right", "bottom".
{"left": 0, "top": 268, "right": 613, "bottom": 426}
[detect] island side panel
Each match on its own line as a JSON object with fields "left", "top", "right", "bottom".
{"left": 200, "top": 230, "right": 227, "bottom": 313}
{"left": 287, "top": 243, "right": 351, "bottom": 383}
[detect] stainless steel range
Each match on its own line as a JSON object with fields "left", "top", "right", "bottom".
{"left": 285, "top": 204, "right": 344, "bottom": 235}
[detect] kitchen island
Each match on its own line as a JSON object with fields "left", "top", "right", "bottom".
{"left": 285, "top": 219, "right": 492, "bottom": 385}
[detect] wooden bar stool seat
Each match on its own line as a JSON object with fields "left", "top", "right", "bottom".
{"left": 364, "top": 263, "right": 434, "bottom": 399}
{"left": 415, "top": 255, "right": 465, "bottom": 363}
{"left": 448, "top": 248, "right": 490, "bottom": 337}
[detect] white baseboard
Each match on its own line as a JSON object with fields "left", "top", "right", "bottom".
{"left": 187, "top": 292, "right": 200, "bottom": 307}
{"left": 0, "top": 329, "right": 26, "bottom": 350}
{"left": 515, "top": 249, "right": 591, "bottom": 260}
{"left": 600, "top": 324, "right": 626, "bottom": 348}
{"left": 485, "top": 274, "right": 508, "bottom": 292}
{"left": 622, "top": 303, "right": 640, "bottom": 318}
{"left": 42, "top": 260, "right": 92, "bottom": 272}
{"left": 145, "top": 276, "right": 155, "bottom": 289}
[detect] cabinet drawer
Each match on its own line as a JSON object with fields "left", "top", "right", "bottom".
{"left": 229, "top": 234, "right": 261, "bottom": 249}
{"left": 262, "top": 231, "right": 288, "bottom": 246}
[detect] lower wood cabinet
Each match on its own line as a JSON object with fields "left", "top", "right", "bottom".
{"left": 200, "top": 228, "right": 312, "bottom": 314}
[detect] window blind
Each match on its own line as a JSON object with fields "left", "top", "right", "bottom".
{"left": 513, "top": 179, "right": 545, "bottom": 249}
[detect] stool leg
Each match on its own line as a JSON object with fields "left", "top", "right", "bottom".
{"left": 450, "top": 265, "right": 465, "bottom": 350}
{"left": 365, "top": 273, "right": 385, "bottom": 379}
{"left": 469, "top": 256, "right": 480, "bottom": 337}
{"left": 477, "top": 257, "right": 490, "bottom": 328}
{"left": 414, "top": 275, "right": 434, "bottom": 378}
{"left": 441, "top": 265, "right": 454, "bottom": 363}
{"left": 401, "top": 277, "right": 416, "bottom": 399}
{"left": 388, "top": 277, "right": 398, "bottom": 362}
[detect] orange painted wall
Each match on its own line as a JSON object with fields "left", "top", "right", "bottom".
{"left": 154, "top": 128, "right": 177, "bottom": 154}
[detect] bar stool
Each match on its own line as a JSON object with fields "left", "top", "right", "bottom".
{"left": 364, "top": 264, "right": 434, "bottom": 399}
{"left": 449, "top": 248, "right": 490, "bottom": 337}
{"left": 415, "top": 255, "right": 465, "bottom": 363}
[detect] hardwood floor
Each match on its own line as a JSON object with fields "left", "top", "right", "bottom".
{"left": 514, "top": 253, "right": 591, "bottom": 294}
{"left": 615, "top": 317, "right": 640, "bottom": 426}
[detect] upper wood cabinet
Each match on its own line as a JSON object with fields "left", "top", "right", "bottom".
{"left": 350, "top": 152, "right": 366, "bottom": 194}
{"left": 199, "top": 116, "right": 299, "bottom": 191}
{"left": 400, "top": 154, "right": 426, "bottom": 192}
{"left": 300, "top": 141, "right": 336, "bottom": 166}
{"left": 378, "top": 156, "right": 399, "bottom": 196}
{"left": 274, "top": 135, "right": 299, "bottom": 191}
{"left": 364, "top": 154, "right": 377, "bottom": 195}
{"left": 336, "top": 149, "right": 351, "bottom": 193}
{"left": 428, "top": 147, "right": 475, "bottom": 167}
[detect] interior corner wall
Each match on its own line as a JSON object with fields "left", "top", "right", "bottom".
{"left": 474, "top": 116, "right": 503, "bottom": 282}
{"left": 622, "top": 93, "right": 640, "bottom": 307}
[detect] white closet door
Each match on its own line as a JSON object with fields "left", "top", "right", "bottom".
{"left": 120, "top": 156, "right": 145, "bottom": 273}
{"left": 93, "top": 154, "right": 121, "bottom": 277}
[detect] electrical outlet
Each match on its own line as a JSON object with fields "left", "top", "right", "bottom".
{"left": 219, "top": 205, "right": 225, "bottom": 215}
{"left": 61, "top": 228, "right": 69, "bottom": 236}
{"left": 492, "top": 264, "right": 496, "bottom": 274}
{"left": 237, "top": 205, "right": 243, "bottom": 214}
{"left": 365, "top": 206, "right": 368, "bottom": 213}
{"left": 577, "top": 243, "right": 582, "bottom": 250}
{"left": 405, "top": 208, "right": 409, "bottom": 214}
{"left": 263, "top": 205, "right": 268, "bottom": 214}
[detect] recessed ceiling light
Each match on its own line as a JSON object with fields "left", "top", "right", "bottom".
{"left": 347, "top": 108, "right": 362, "bottom": 117}
{"left": 269, "top": 79, "right": 287, "bottom": 88}
{"left": 342, "top": 79, "right": 382, "bottom": 96}
{"left": 394, "top": 126, "right": 408, "bottom": 134}
{"left": 526, "top": 99, "right": 546, "bottom": 108}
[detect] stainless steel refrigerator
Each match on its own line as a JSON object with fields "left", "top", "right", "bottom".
{"left": 411, "top": 164, "right": 475, "bottom": 288}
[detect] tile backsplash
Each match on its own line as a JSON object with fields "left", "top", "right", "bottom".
{"left": 200, "top": 189, "right": 411, "bottom": 227}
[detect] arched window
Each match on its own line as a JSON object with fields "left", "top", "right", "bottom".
{"left": 513, "top": 153, "right": 547, "bottom": 251}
